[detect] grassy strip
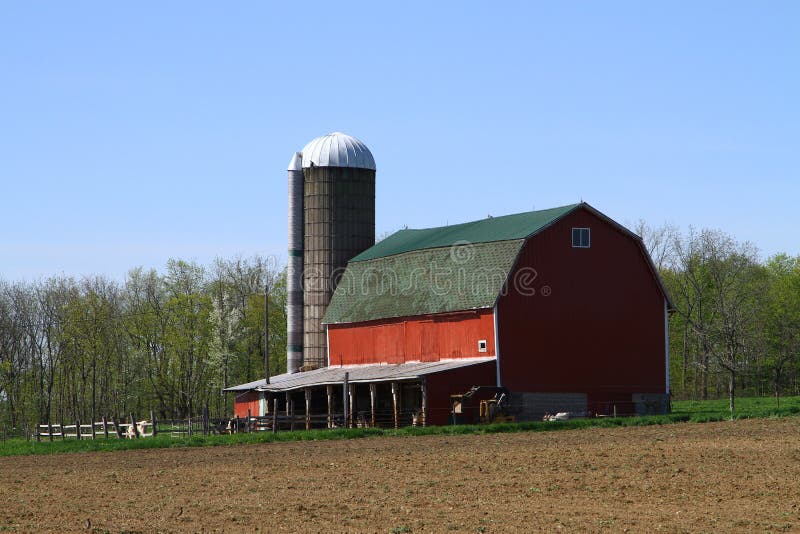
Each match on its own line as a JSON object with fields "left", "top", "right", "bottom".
{"left": 673, "top": 395, "right": 800, "bottom": 420}
{"left": 2, "top": 395, "right": 799, "bottom": 457}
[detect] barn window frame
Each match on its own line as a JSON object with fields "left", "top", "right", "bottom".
{"left": 572, "top": 227, "right": 591, "bottom": 248}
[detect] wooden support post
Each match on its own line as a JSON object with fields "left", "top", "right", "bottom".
{"left": 272, "top": 399, "right": 278, "bottom": 433}
{"left": 60, "top": 421, "right": 65, "bottom": 441}
{"left": 348, "top": 384, "right": 355, "bottom": 429}
{"left": 305, "top": 388, "right": 311, "bottom": 431}
{"left": 150, "top": 410, "right": 157, "bottom": 437}
{"left": 76, "top": 420, "right": 81, "bottom": 440}
{"left": 130, "top": 413, "right": 140, "bottom": 438}
{"left": 392, "top": 382, "right": 399, "bottom": 430}
{"left": 285, "top": 392, "right": 290, "bottom": 416}
{"left": 102, "top": 416, "right": 109, "bottom": 439}
{"left": 421, "top": 379, "right": 428, "bottom": 428}
{"left": 246, "top": 408, "right": 251, "bottom": 433}
{"left": 203, "top": 405, "right": 209, "bottom": 436}
{"left": 90, "top": 418, "right": 96, "bottom": 440}
{"left": 343, "top": 372, "right": 349, "bottom": 429}
{"left": 326, "top": 385, "right": 334, "bottom": 429}
{"left": 369, "top": 383, "right": 376, "bottom": 427}
{"left": 289, "top": 400, "right": 295, "bottom": 431}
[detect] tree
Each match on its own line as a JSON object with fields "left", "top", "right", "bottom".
{"left": 763, "top": 254, "right": 800, "bottom": 407}
{"left": 673, "top": 229, "right": 764, "bottom": 417}
{"left": 635, "top": 220, "right": 678, "bottom": 272}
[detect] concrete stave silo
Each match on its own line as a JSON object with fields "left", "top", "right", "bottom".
{"left": 286, "top": 152, "right": 304, "bottom": 374}
{"left": 286, "top": 132, "right": 376, "bottom": 372}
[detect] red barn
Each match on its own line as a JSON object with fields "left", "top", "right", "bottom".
{"left": 228, "top": 203, "right": 672, "bottom": 426}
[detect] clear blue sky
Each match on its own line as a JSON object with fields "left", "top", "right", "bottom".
{"left": 2, "top": 2, "right": 798, "bottom": 281}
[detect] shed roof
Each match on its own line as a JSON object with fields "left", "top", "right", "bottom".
{"left": 224, "top": 358, "right": 495, "bottom": 393}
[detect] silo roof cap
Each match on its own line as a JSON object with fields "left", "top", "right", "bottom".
{"left": 300, "top": 132, "right": 375, "bottom": 170}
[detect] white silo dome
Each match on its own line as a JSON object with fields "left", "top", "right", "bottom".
{"left": 300, "top": 132, "right": 376, "bottom": 170}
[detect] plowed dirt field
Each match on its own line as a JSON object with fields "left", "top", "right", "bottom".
{"left": 2, "top": 417, "right": 800, "bottom": 532}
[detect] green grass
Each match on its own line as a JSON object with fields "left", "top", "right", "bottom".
{"left": 673, "top": 394, "right": 800, "bottom": 421}
{"left": 2, "top": 395, "right": 798, "bottom": 458}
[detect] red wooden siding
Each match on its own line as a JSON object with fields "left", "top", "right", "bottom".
{"left": 497, "top": 207, "right": 667, "bottom": 406}
{"left": 234, "top": 390, "right": 260, "bottom": 418}
{"left": 424, "top": 361, "right": 497, "bottom": 425}
{"left": 328, "top": 309, "right": 496, "bottom": 366}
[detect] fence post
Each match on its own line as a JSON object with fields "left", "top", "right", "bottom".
{"left": 203, "top": 405, "right": 209, "bottom": 436}
{"left": 112, "top": 416, "right": 123, "bottom": 439}
{"left": 47, "top": 422, "right": 53, "bottom": 442}
{"left": 150, "top": 410, "right": 158, "bottom": 437}
{"left": 76, "top": 420, "right": 81, "bottom": 440}
{"left": 246, "top": 408, "right": 251, "bottom": 433}
{"left": 130, "top": 413, "right": 139, "bottom": 438}
{"left": 272, "top": 399, "right": 278, "bottom": 433}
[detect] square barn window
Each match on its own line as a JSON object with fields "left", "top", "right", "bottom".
{"left": 572, "top": 228, "right": 590, "bottom": 248}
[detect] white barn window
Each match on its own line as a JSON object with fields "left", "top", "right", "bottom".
{"left": 572, "top": 228, "right": 590, "bottom": 248}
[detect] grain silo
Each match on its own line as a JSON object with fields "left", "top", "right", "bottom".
{"left": 286, "top": 132, "right": 376, "bottom": 372}
{"left": 286, "top": 152, "right": 304, "bottom": 374}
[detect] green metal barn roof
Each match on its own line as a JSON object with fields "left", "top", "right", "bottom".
{"left": 323, "top": 239, "right": 524, "bottom": 324}
{"left": 351, "top": 204, "right": 579, "bottom": 261}
{"left": 323, "top": 204, "right": 580, "bottom": 325}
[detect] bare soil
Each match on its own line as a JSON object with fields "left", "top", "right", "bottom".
{"left": 2, "top": 418, "right": 800, "bottom": 533}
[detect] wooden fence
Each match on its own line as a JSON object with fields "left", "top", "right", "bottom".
{"left": 36, "top": 412, "right": 159, "bottom": 442}
{"left": 34, "top": 406, "right": 426, "bottom": 442}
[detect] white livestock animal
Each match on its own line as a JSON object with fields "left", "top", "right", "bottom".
{"left": 124, "top": 420, "right": 148, "bottom": 439}
{"left": 543, "top": 412, "right": 572, "bottom": 422}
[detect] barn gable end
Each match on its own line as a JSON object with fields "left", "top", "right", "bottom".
{"left": 496, "top": 206, "right": 670, "bottom": 416}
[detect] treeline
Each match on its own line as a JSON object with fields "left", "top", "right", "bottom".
{"left": 639, "top": 222, "right": 800, "bottom": 411}
{"left": 1, "top": 225, "right": 798, "bottom": 430}
{"left": 0, "top": 256, "right": 286, "bottom": 431}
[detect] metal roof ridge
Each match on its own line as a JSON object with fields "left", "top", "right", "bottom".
{"left": 350, "top": 203, "right": 580, "bottom": 262}
{"left": 381, "top": 203, "right": 580, "bottom": 234}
